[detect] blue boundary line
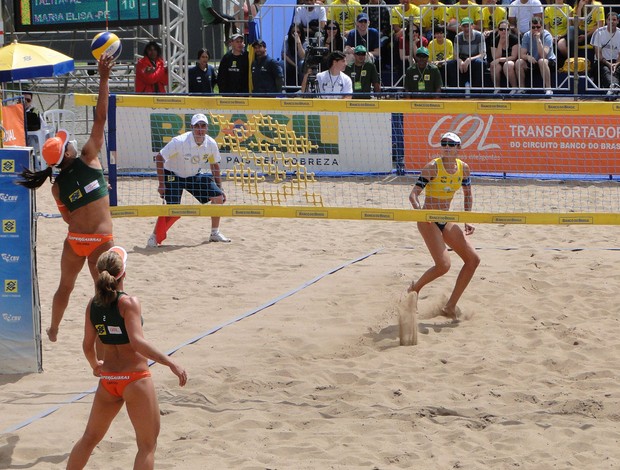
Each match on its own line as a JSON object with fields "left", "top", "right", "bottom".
{"left": 1, "top": 248, "right": 382, "bottom": 435}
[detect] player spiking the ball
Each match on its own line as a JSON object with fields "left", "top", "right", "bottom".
{"left": 17, "top": 53, "right": 116, "bottom": 343}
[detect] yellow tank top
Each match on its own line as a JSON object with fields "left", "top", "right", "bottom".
{"left": 425, "top": 158, "right": 464, "bottom": 200}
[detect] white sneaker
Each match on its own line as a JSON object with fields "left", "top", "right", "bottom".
{"left": 146, "top": 233, "right": 158, "bottom": 248}
{"left": 545, "top": 89, "right": 553, "bottom": 95}
{"left": 209, "top": 232, "right": 231, "bottom": 243}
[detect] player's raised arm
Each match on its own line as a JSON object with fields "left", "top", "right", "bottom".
{"left": 81, "top": 54, "right": 114, "bottom": 166}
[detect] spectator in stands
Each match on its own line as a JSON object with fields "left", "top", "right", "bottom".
{"left": 420, "top": 0, "right": 449, "bottom": 42}
{"left": 572, "top": 0, "right": 605, "bottom": 62}
{"left": 544, "top": 0, "right": 572, "bottom": 65}
{"left": 302, "top": 51, "right": 353, "bottom": 97}
{"left": 487, "top": 19, "right": 519, "bottom": 91}
{"left": 23, "top": 92, "right": 41, "bottom": 133}
{"left": 251, "top": 40, "right": 284, "bottom": 95}
{"left": 515, "top": 16, "right": 556, "bottom": 95}
{"left": 294, "top": 0, "right": 327, "bottom": 40}
{"left": 217, "top": 33, "right": 250, "bottom": 95}
{"left": 199, "top": 0, "right": 238, "bottom": 40}
{"left": 404, "top": 46, "right": 444, "bottom": 93}
{"left": 345, "top": 13, "right": 382, "bottom": 59}
{"left": 591, "top": 12, "right": 620, "bottom": 92}
{"left": 344, "top": 45, "right": 381, "bottom": 97}
{"left": 328, "top": 0, "right": 363, "bottom": 34}
{"left": 428, "top": 28, "right": 454, "bottom": 82}
{"left": 446, "top": 17, "right": 486, "bottom": 89}
{"left": 447, "top": 0, "right": 483, "bottom": 41}
{"left": 482, "top": 0, "right": 507, "bottom": 37}
{"left": 242, "top": 0, "right": 262, "bottom": 42}
{"left": 322, "top": 19, "right": 346, "bottom": 53}
{"left": 23, "top": 91, "right": 45, "bottom": 158}
{"left": 147, "top": 113, "right": 231, "bottom": 247}
{"left": 508, "top": 0, "right": 543, "bottom": 37}
{"left": 283, "top": 24, "right": 307, "bottom": 90}
{"left": 391, "top": 0, "right": 421, "bottom": 33}
{"left": 135, "top": 41, "right": 168, "bottom": 93}
{"left": 188, "top": 48, "right": 217, "bottom": 94}
{"left": 365, "top": 0, "right": 393, "bottom": 47}
{"left": 389, "top": 0, "right": 422, "bottom": 76}
{"left": 399, "top": 21, "right": 429, "bottom": 67}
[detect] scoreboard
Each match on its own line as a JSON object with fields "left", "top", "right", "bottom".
{"left": 14, "top": 0, "right": 163, "bottom": 31}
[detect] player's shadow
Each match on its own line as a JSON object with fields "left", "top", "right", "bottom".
{"left": 0, "top": 435, "right": 68, "bottom": 469}
{"left": 417, "top": 320, "right": 460, "bottom": 334}
{"left": 132, "top": 241, "right": 209, "bottom": 255}
{"left": 365, "top": 319, "right": 460, "bottom": 350}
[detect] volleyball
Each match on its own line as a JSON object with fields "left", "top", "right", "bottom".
{"left": 91, "top": 31, "right": 122, "bottom": 61}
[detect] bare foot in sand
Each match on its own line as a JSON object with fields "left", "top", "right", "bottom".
{"left": 441, "top": 305, "right": 461, "bottom": 322}
{"left": 47, "top": 327, "right": 58, "bottom": 342}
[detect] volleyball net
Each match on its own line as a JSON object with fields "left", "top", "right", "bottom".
{"left": 74, "top": 94, "right": 620, "bottom": 225}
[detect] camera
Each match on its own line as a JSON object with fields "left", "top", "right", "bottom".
{"left": 305, "top": 45, "right": 329, "bottom": 68}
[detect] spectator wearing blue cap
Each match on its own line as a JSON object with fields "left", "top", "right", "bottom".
{"left": 345, "top": 13, "right": 382, "bottom": 59}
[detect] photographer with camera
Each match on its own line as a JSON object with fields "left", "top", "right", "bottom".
{"left": 301, "top": 51, "right": 353, "bottom": 98}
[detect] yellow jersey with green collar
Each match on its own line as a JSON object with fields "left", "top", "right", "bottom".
{"left": 425, "top": 157, "right": 464, "bottom": 199}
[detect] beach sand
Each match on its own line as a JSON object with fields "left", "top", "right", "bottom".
{"left": 1, "top": 185, "right": 620, "bottom": 469}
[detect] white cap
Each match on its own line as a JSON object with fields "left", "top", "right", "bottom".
{"left": 440, "top": 132, "right": 461, "bottom": 145}
{"left": 191, "top": 113, "right": 209, "bottom": 126}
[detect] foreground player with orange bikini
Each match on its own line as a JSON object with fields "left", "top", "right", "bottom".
{"left": 408, "top": 132, "right": 480, "bottom": 320}
{"left": 17, "top": 54, "right": 116, "bottom": 342}
{"left": 66, "top": 246, "right": 187, "bottom": 470}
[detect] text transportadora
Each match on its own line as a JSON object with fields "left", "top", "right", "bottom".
{"left": 510, "top": 125, "right": 620, "bottom": 140}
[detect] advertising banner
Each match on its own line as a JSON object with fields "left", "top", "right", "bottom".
{"left": 0, "top": 148, "right": 41, "bottom": 374}
{"left": 1, "top": 102, "right": 27, "bottom": 147}
{"left": 403, "top": 112, "right": 620, "bottom": 174}
{"left": 115, "top": 109, "right": 393, "bottom": 174}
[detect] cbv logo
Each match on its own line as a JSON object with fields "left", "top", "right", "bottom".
{"left": 2, "top": 313, "right": 21, "bottom": 323}
{"left": 1, "top": 253, "right": 20, "bottom": 263}
{"left": 0, "top": 193, "right": 18, "bottom": 202}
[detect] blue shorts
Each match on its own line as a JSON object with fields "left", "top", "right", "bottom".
{"left": 163, "top": 169, "right": 223, "bottom": 204}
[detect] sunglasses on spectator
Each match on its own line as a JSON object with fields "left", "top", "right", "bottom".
{"left": 498, "top": 27, "right": 508, "bottom": 31}
{"left": 327, "top": 26, "right": 338, "bottom": 30}
{"left": 532, "top": 25, "right": 542, "bottom": 29}
{"left": 440, "top": 140, "right": 460, "bottom": 147}
{"left": 355, "top": 52, "right": 366, "bottom": 55}
{"left": 358, "top": 19, "right": 368, "bottom": 23}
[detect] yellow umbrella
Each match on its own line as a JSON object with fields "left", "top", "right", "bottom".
{"left": 0, "top": 41, "right": 74, "bottom": 83}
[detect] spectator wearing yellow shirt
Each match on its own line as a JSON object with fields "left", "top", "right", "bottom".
{"left": 428, "top": 28, "right": 453, "bottom": 82}
{"left": 420, "top": 0, "right": 448, "bottom": 42}
{"left": 391, "top": 0, "right": 422, "bottom": 31}
{"left": 571, "top": 0, "right": 605, "bottom": 61}
{"left": 327, "top": 0, "right": 363, "bottom": 34}
{"left": 482, "top": 0, "right": 507, "bottom": 37}
{"left": 447, "top": 0, "right": 483, "bottom": 41}
{"left": 544, "top": 0, "right": 572, "bottom": 63}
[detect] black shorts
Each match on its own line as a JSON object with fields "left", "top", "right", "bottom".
{"left": 163, "top": 169, "right": 223, "bottom": 205}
